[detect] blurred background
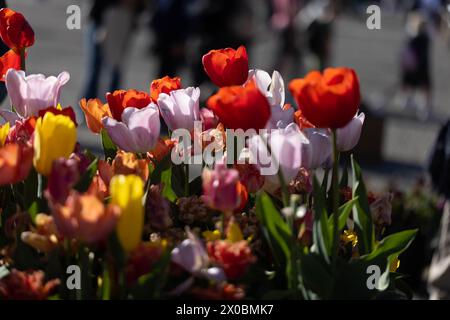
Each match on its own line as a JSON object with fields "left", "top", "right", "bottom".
{"left": 2, "top": 0, "right": 450, "bottom": 297}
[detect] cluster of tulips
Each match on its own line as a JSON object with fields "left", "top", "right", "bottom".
{"left": 0, "top": 8, "right": 417, "bottom": 300}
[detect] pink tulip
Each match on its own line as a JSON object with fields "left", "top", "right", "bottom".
{"left": 157, "top": 87, "right": 200, "bottom": 131}
{"left": 102, "top": 103, "right": 160, "bottom": 153}
{"left": 200, "top": 108, "right": 219, "bottom": 130}
{"left": 303, "top": 128, "right": 332, "bottom": 169}
{"left": 5, "top": 69, "right": 70, "bottom": 118}
{"left": 202, "top": 163, "right": 240, "bottom": 212}
{"left": 336, "top": 113, "right": 365, "bottom": 152}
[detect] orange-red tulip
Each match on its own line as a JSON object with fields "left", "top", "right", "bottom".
{"left": 106, "top": 89, "right": 152, "bottom": 121}
{"left": 0, "top": 8, "right": 35, "bottom": 50}
{"left": 0, "top": 49, "right": 21, "bottom": 81}
{"left": 0, "top": 143, "right": 33, "bottom": 185}
{"left": 202, "top": 46, "right": 249, "bottom": 87}
{"left": 79, "top": 98, "right": 112, "bottom": 133}
{"left": 289, "top": 67, "right": 360, "bottom": 129}
{"left": 150, "top": 76, "right": 182, "bottom": 102}
{"left": 207, "top": 80, "right": 271, "bottom": 130}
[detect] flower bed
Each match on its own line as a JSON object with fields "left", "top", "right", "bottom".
{"left": 0, "top": 9, "right": 417, "bottom": 300}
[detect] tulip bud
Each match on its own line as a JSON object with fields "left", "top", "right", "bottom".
{"left": 110, "top": 175, "right": 145, "bottom": 252}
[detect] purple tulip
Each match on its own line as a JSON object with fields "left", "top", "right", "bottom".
{"left": 202, "top": 163, "right": 240, "bottom": 212}
{"left": 5, "top": 69, "right": 70, "bottom": 118}
{"left": 336, "top": 113, "right": 365, "bottom": 152}
{"left": 46, "top": 158, "right": 80, "bottom": 203}
{"left": 157, "top": 87, "right": 201, "bottom": 131}
{"left": 102, "top": 103, "right": 160, "bottom": 153}
{"left": 303, "top": 128, "right": 332, "bottom": 169}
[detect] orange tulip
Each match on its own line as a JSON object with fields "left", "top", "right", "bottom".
{"left": 289, "top": 67, "right": 360, "bottom": 129}
{"left": 147, "top": 138, "right": 176, "bottom": 163}
{"left": 112, "top": 150, "right": 149, "bottom": 182}
{"left": 79, "top": 98, "right": 112, "bottom": 133}
{"left": 0, "top": 49, "right": 21, "bottom": 81}
{"left": 202, "top": 45, "right": 249, "bottom": 87}
{"left": 207, "top": 80, "right": 271, "bottom": 130}
{"left": 150, "top": 76, "right": 182, "bottom": 102}
{"left": 106, "top": 89, "right": 152, "bottom": 121}
{"left": 0, "top": 143, "right": 33, "bottom": 185}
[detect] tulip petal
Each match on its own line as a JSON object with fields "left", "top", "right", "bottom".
{"left": 336, "top": 113, "right": 365, "bottom": 152}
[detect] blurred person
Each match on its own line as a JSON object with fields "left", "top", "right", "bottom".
{"left": 150, "top": 0, "right": 196, "bottom": 78}
{"left": 81, "top": 0, "right": 146, "bottom": 100}
{"left": 428, "top": 120, "right": 450, "bottom": 299}
{"left": 270, "top": 0, "right": 304, "bottom": 78}
{"left": 399, "top": 12, "right": 433, "bottom": 119}
{"left": 191, "top": 0, "right": 253, "bottom": 86}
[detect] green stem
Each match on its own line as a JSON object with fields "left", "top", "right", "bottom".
{"left": 184, "top": 163, "right": 189, "bottom": 196}
{"left": 20, "top": 48, "right": 26, "bottom": 71}
{"left": 331, "top": 129, "right": 340, "bottom": 271}
{"left": 37, "top": 174, "right": 43, "bottom": 199}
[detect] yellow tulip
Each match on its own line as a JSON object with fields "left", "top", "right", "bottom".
{"left": 33, "top": 113, "right": 76, "bottom": 176}
{"left": 0, "top": 122, "right": 9, "bottom": 147}
{"left": 110, "top": 174, "right": 144, "bottom": 252}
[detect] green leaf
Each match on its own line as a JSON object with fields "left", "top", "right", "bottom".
{"left": 300, "top": 253, "right": 333, "bottom": 299}
{"left": 74, "top": 158, "right": 98, "bottom": 193}
{"left": 255, "top": 192, "right": 292, "bottom": 274}
{"left": 101, "top": 129, "right": 117, "bottom": 161}
{"left": 351, "top": 155, "right": 374, "bottom": 254}
{"left": 339, "top": 165, "right": 348, "bottom": 188}
{"left": 150, "top": 153, "right": 172, "bottom": 185}
{"left": 160, "top": 167, "right": 178, "bottom": 202}
{"left": 328, "top": 197, "right": 359, "bottom": 232}
{"left": 312, "top": 177, "right": 331, "bottom": 263}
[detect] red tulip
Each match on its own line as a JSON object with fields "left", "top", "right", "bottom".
{"left": 106, "top": 89, "right": 152, "bottom": 121}
{"left": 0, "top": 8, "right": 35, "bottom": 50}
{"left": 150, "top": 76, "right": 182, "bottom": 102}
{"left": 202, "top": 45, "right": 249, "bottom": 87}
{"left": 289, "top": 67, "right": 360, "bottom": 129}
{"left": 0, "top": 49, "right": 20, "bottom": 81}
{"left": 207, "top": 80, "right": 271, "bottom": 131}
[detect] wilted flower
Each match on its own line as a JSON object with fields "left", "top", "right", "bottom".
{"left": 145, "top": 184, "right": 172, "bottom": 230}
{"left": 5, "top": 69, "right": 70, "bottom": 118}
{"left": 288, "top": 168, "right": 312, "bottom": 194}
{"left": 150, "top": 76, "right": 182, "bottom": 102}
{"left": 157, "top": 87, "right": 201, "bottom": 131}
{"left": 207, "top": 240, "right": 256, "bottom": 280}
{"left": 336, "top": 113, "right": 365, "bottom": 152}
{"left": 202, "top": 45, "right": 248, "bottom": 87}
{"left": 110, "top": 175, "right": 144, "bottom": 252}
{"left": 106, "top": 89, "right": 152, "bottom": 121}
{"left": 33, "top": 113, "right": 77, "bottom": 176}
{"left": 79, "top": 98, "right": 112, "bottom": 134}
{"left": 0, "top": 143, "right": 33, "bottom": 185}
{"left": 21, "top": 214, "right": 60, "bottom": 253}
{"left": 234, "top": 163, "right": 265, "bottom": 194}
{"left": 0, "top": 269, "right": 59, "bottom": 300}
{"left": 177, "top": 196, "right": 210, "bottom": 225}
{"left": 202, "top": 164, "right": 241, "bottom": 213}
{"left": 4, "top": 116, "right": 36, "bottom": 144}
{"left": 48, "top": 191, "right": 120, "bottom": 244}
{"left": 102, "top": 104, "right": 160, "bottom": 154}
{"left": 370, "top": 193, "right": 393, "bottom": 226}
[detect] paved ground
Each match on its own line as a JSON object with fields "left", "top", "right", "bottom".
{"left": 3, "top": 0, "right": 450, "bottom": 191}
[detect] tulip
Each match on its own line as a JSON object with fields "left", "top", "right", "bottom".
{"left": 79, "top": 98, "right": 112, "bottom": 133}
{"left": 5, "top": 69, "right": 70, "bottom": 118}
{"left": 38, "top": 106, "right": 78, "bottom": 126}
{"left": 46, "top": 158, "right": 80, "bottom": 203}
{"left": 157, "top": 87, "right": 201, "bottom": 131}
{"left": 249, "top": 69, "right": 294, "bottom": 129}
{"left": 4, "top": 117, "right": 36, "bottom": 144}
{"left": 207, "top": 80, "right": 271, "bottom": 131}
{"left": 112, "top": 150, "right": 149, "bottom": 182}
{"left": 200, "top": 108, "right": 219, "bottom": 131}
{"left": 0, "top": 269, "right": 59, "bottom": 300}
{"left": 106, "top": 89, "right": 152, "bottom": 121}
{"left": 303, "top": 128, "right": 332, "bottom": 169}
{"left": 147, "top": 138, "right": 176, "bottom": 163}
{"left": 370, "top": 193, "right": 393, "bottom": 226}
{"left": 172, "top": 229, "right": 226, "bottom": 282}
{"left": 33, "top": 113, "right": 77, "bottom": 176}
{"left": 0, "top": 122, "right": 9, "bottom": 147}
{"left": 110, "top": 175, "right": 144, "bottom": 252}
{"left": 336, "top": 113, "right": 365, "bottom": 152}
{"left": 0, "top": 143, "right": 33, "bottom": 185}
{"left": 202, "top": 45, "right": 249, "bottom": 87}
{"left": 202, "top": 163, "right": 240, "bottom": 212}
{"left": 102, "top": 103, "right": 160, "bottom": 153}
{"left": 0, "top": 49, "right": 21, "bottom": 81}
{"left": 150, "top": 76, "right": 182, "bottom": 102}
{"left": 248, "top": 124, "right": 309, "bottom": 187}
{"left": 0, "top": 8, "right": 35, "bottom": 50}
{"left": 48, "top": 191, "right": 120, "bottom": 244}
{"left": 289, "top": 67, "right": 360, "bottom": 129}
